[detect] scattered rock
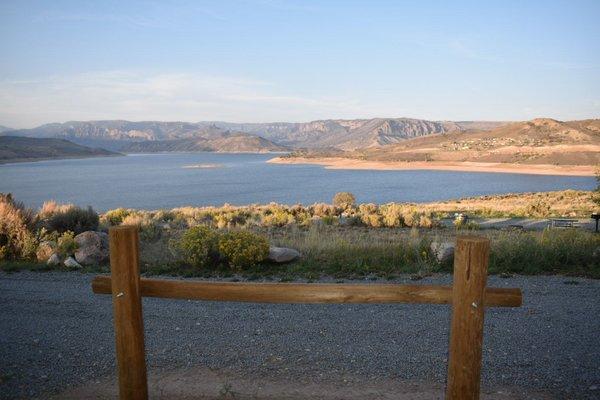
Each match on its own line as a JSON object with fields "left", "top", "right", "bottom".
{"left": 74, "top": 231, "right": 109, "bottom": 265}
{"left": 268, "top": 246, "right": 301, "bottom": 263}
{"left": 36, "top": 241, "right": 56, "bottom": 262}
{"left": 46, "top": 253, "right": 61, "bottom": 266}
{"left": 63, "top": 256, "right": 82, "bottom": 269}
{"left": 430, "top": 242, "right": 454, "bottom": 263}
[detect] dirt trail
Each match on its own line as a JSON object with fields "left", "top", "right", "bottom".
{"left": 54, "top": 367, "right": 554, "bottom": 400}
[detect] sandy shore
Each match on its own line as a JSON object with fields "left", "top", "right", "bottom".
{"left": 268, "top": 157, "right": 596, "bottom": 176}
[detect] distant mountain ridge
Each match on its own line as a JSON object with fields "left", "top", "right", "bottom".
{"left": 1, "top": 118, "right": 508, "bottom": 152}
{"left": 206, "top": 118, "right": 507, "bottom": 150}
{"left": 0, "top": 136, "right": 119, "bottom": 163}
{"left": 123, "top": 132, "right": 288, "bottom": 153}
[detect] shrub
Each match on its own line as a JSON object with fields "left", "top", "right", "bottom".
{"left": 262, "top": 208, "right": 295, "bottom": 227}
{"left": 418, "top": 214, "right": 436, "bottom": 229}
{"left": 381, "top": 203, "right": 405, "bottom": 227}
{"left": 102, "top": 208, "right": 132, "bottom": 226}
{"left": 121, "top": 212, "right": 162, "bottom": 241}
{"left": 310, "top": 203, "right": 336, "bottom": 217}
{"left": 0, "top": 193, "right": 37, "bottom": 260}
{"left": 358, "top": 203, "right": 382, "bottom": 227}
{"left": 218, "top": 230, "right": 269, "bottom": 270}
{"left": 174, "top": 225, "right": 220, "bottom": 269}
{"left": 43, "top": 206, "right": 99, "bottom": 234}
{"left": 402, "top": 209, "right": 419, "bottom": 227}
{"left": 524, "top": 199, "right": 551, "bottom": 218}
{"left": 333, "top": 192, "right": 356, "bottom": 210}
{"left": 56, "top": 231, "right": 78, "bottom": 257}
{"left": 38, "top": 200, "right": 74, "bottom": 220}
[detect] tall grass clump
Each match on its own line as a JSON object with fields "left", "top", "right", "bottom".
{"left": 0, "top": 193, "right": 37, "bottom": 260}
{"left": 271, "top": 225, "right": 436, "bottom": 278}
{"left": 489, "top": 228, "right": 600, "bottom": 277}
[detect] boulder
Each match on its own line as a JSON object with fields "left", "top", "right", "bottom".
{"left": 430, "top": 241, "right": 455, "bottom": 263}
{"left": 36, "top": 241, "right": 56, "bottom": 262}
{"left": 64, "top": 256, "right": 82, "bottom": 268}
{"left": 46, "top": 253, "right": 61, "bottom": 266}
{"left": 74, "top": 231, "right": 109, "bottom": 266}
{"left": 267, "top": 246, "right": 301, "bottom": 263}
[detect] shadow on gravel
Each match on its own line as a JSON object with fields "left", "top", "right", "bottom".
{"left": 53, "top": 367, "right": 554, "bottom": 400}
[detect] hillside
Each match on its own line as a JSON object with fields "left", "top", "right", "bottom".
{"left": 355, "top": 118, "right": 600, "bottom": 165}
{"left": 271, "top": 119, "right": 600, "bottom": 176}
{"left": 0, "top": 136, "right": 119, "bottom": 163}
{"left": 0, "top": 125, "right": 12, "bottom": 133}
{"left": 122, "top": 132, "right": 287, "bottom": 153}
{"left": 209, "top": 118, "right": 507, "bottom": 150}
{"left": 2, "top": 118, "right": 507, "bottom": 151}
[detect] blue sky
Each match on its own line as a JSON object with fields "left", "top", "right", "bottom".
{"left": 1, "top": 0, "right": 599, "bottom": 128}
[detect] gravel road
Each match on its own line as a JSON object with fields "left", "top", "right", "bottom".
{"left": 1, "top": 272, "right": 599, "bottom": 399}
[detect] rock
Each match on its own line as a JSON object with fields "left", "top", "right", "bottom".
{"left": 74, "top": 231, "right": 109, "bottom": 265}
{"left": 36, "top": 241, "right": 56, "bottom": 262}
{"left": 64, "top": 256, "right": 82, "bottom": 268}
{"left": 46, "top": 253, "right": 61, "bottom": 266}
{"left": 430, "top": 242, "right": 455, "bottom": 263}
{"left": 268, "top": 246, "right": 301, "bottom": 263}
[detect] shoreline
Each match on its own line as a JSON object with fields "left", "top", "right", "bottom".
{"left": 0, "top": 153, "right": 123, "bottom": 166}
{"left": 268, "top": 156, "right": 596, "bottom": 177}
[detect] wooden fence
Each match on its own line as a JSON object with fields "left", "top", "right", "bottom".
{"left": 92, "top": 226, "right": 522, "bottom": 400}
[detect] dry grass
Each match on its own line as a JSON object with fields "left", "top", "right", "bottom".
{"left": 416, "top": 190, "right": 595, "bottom": 218}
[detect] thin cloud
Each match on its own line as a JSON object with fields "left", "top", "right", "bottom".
{"left": 0, "top": 70, "right": 380, "bottom": 128}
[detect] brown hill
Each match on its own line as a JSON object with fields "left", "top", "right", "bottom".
{"left": 353, "top": 118, "right": 600, "bottom": 166}
{"left": 0, "top": 136, "right": 119, "bottom": 163}
{"left": 122, "top": 132, "right": 287, "bottom": 153}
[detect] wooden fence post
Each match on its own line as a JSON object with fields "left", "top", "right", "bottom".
{"left": 446, "top": 235, "right": 490, "bottom": 400}
{"left": 109, "top": 226, "right": 148, "bottom": 400}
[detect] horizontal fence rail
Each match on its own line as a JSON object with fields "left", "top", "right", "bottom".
{"left": 92, "top": 275, "right": 522, "bottom": 307}
{"left": 94, "top": 226, "right": 523, "bottom": 400}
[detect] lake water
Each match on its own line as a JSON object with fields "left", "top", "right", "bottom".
{"left": 0, "top": 153, "right": 594, "bottom": 211}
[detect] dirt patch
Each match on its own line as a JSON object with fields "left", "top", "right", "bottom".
{"left": 54, "top": 367, "right": 554, "bottom": 400}
{"left": 268, "top": 157, "right": 595, "bottom": 176}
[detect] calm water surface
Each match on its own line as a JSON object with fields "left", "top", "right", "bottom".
{"left": 0, "top": 153, "right": 594, "bottom": 211}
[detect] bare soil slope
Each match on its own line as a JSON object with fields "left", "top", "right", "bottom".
{"left": 356, "top": 118, "right": 600, "bottom": 165}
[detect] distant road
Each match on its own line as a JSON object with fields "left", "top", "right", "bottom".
{"left": 1, "top": 272, "right": 599, "bottom": 399}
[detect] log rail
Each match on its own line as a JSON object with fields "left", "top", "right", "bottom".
{"left": 92, "top": 275, "right": 522, "bottom": 307}
{"left": 93, "top": 226, "right": 523, "bottom": 400}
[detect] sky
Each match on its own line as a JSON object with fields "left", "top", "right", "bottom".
{"left": 0, "top": 0, "right": 599, "bottom": 128}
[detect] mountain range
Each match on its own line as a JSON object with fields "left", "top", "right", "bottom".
{"left": 332, "top": 118, "right": 600, "bottom": 166}
{"left": 1, "top": 118, "right": 598, "bottom": 168}
{"left": 208, "top": 119, "right": 506, "bottom": 150}
{"left": 0, "top": 118, "right": 506, "bottom": 153}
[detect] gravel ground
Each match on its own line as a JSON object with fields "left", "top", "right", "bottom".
{"left": 0, "top": 272, "right": 599, "bottom": 399}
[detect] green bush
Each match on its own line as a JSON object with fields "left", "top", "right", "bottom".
{"left": 43, "top": 206, "right": 99, "bottom": 234}
{"left": 218, "top": 230, "right": 269, "bottom": 270}
{"left": 56, "top": 231, "right": 78, "bottom": 257}
{"left": 262, "top": 208, "right": 295, "bottom": 227}
{"left": 0, "top": 193, "right": 37, "bottom": 260}
{"left": 102, "top": 208, "right": 131, "bottom": 226}
{"left": 175, "top": 225, "right": 220, "bottom": 269}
